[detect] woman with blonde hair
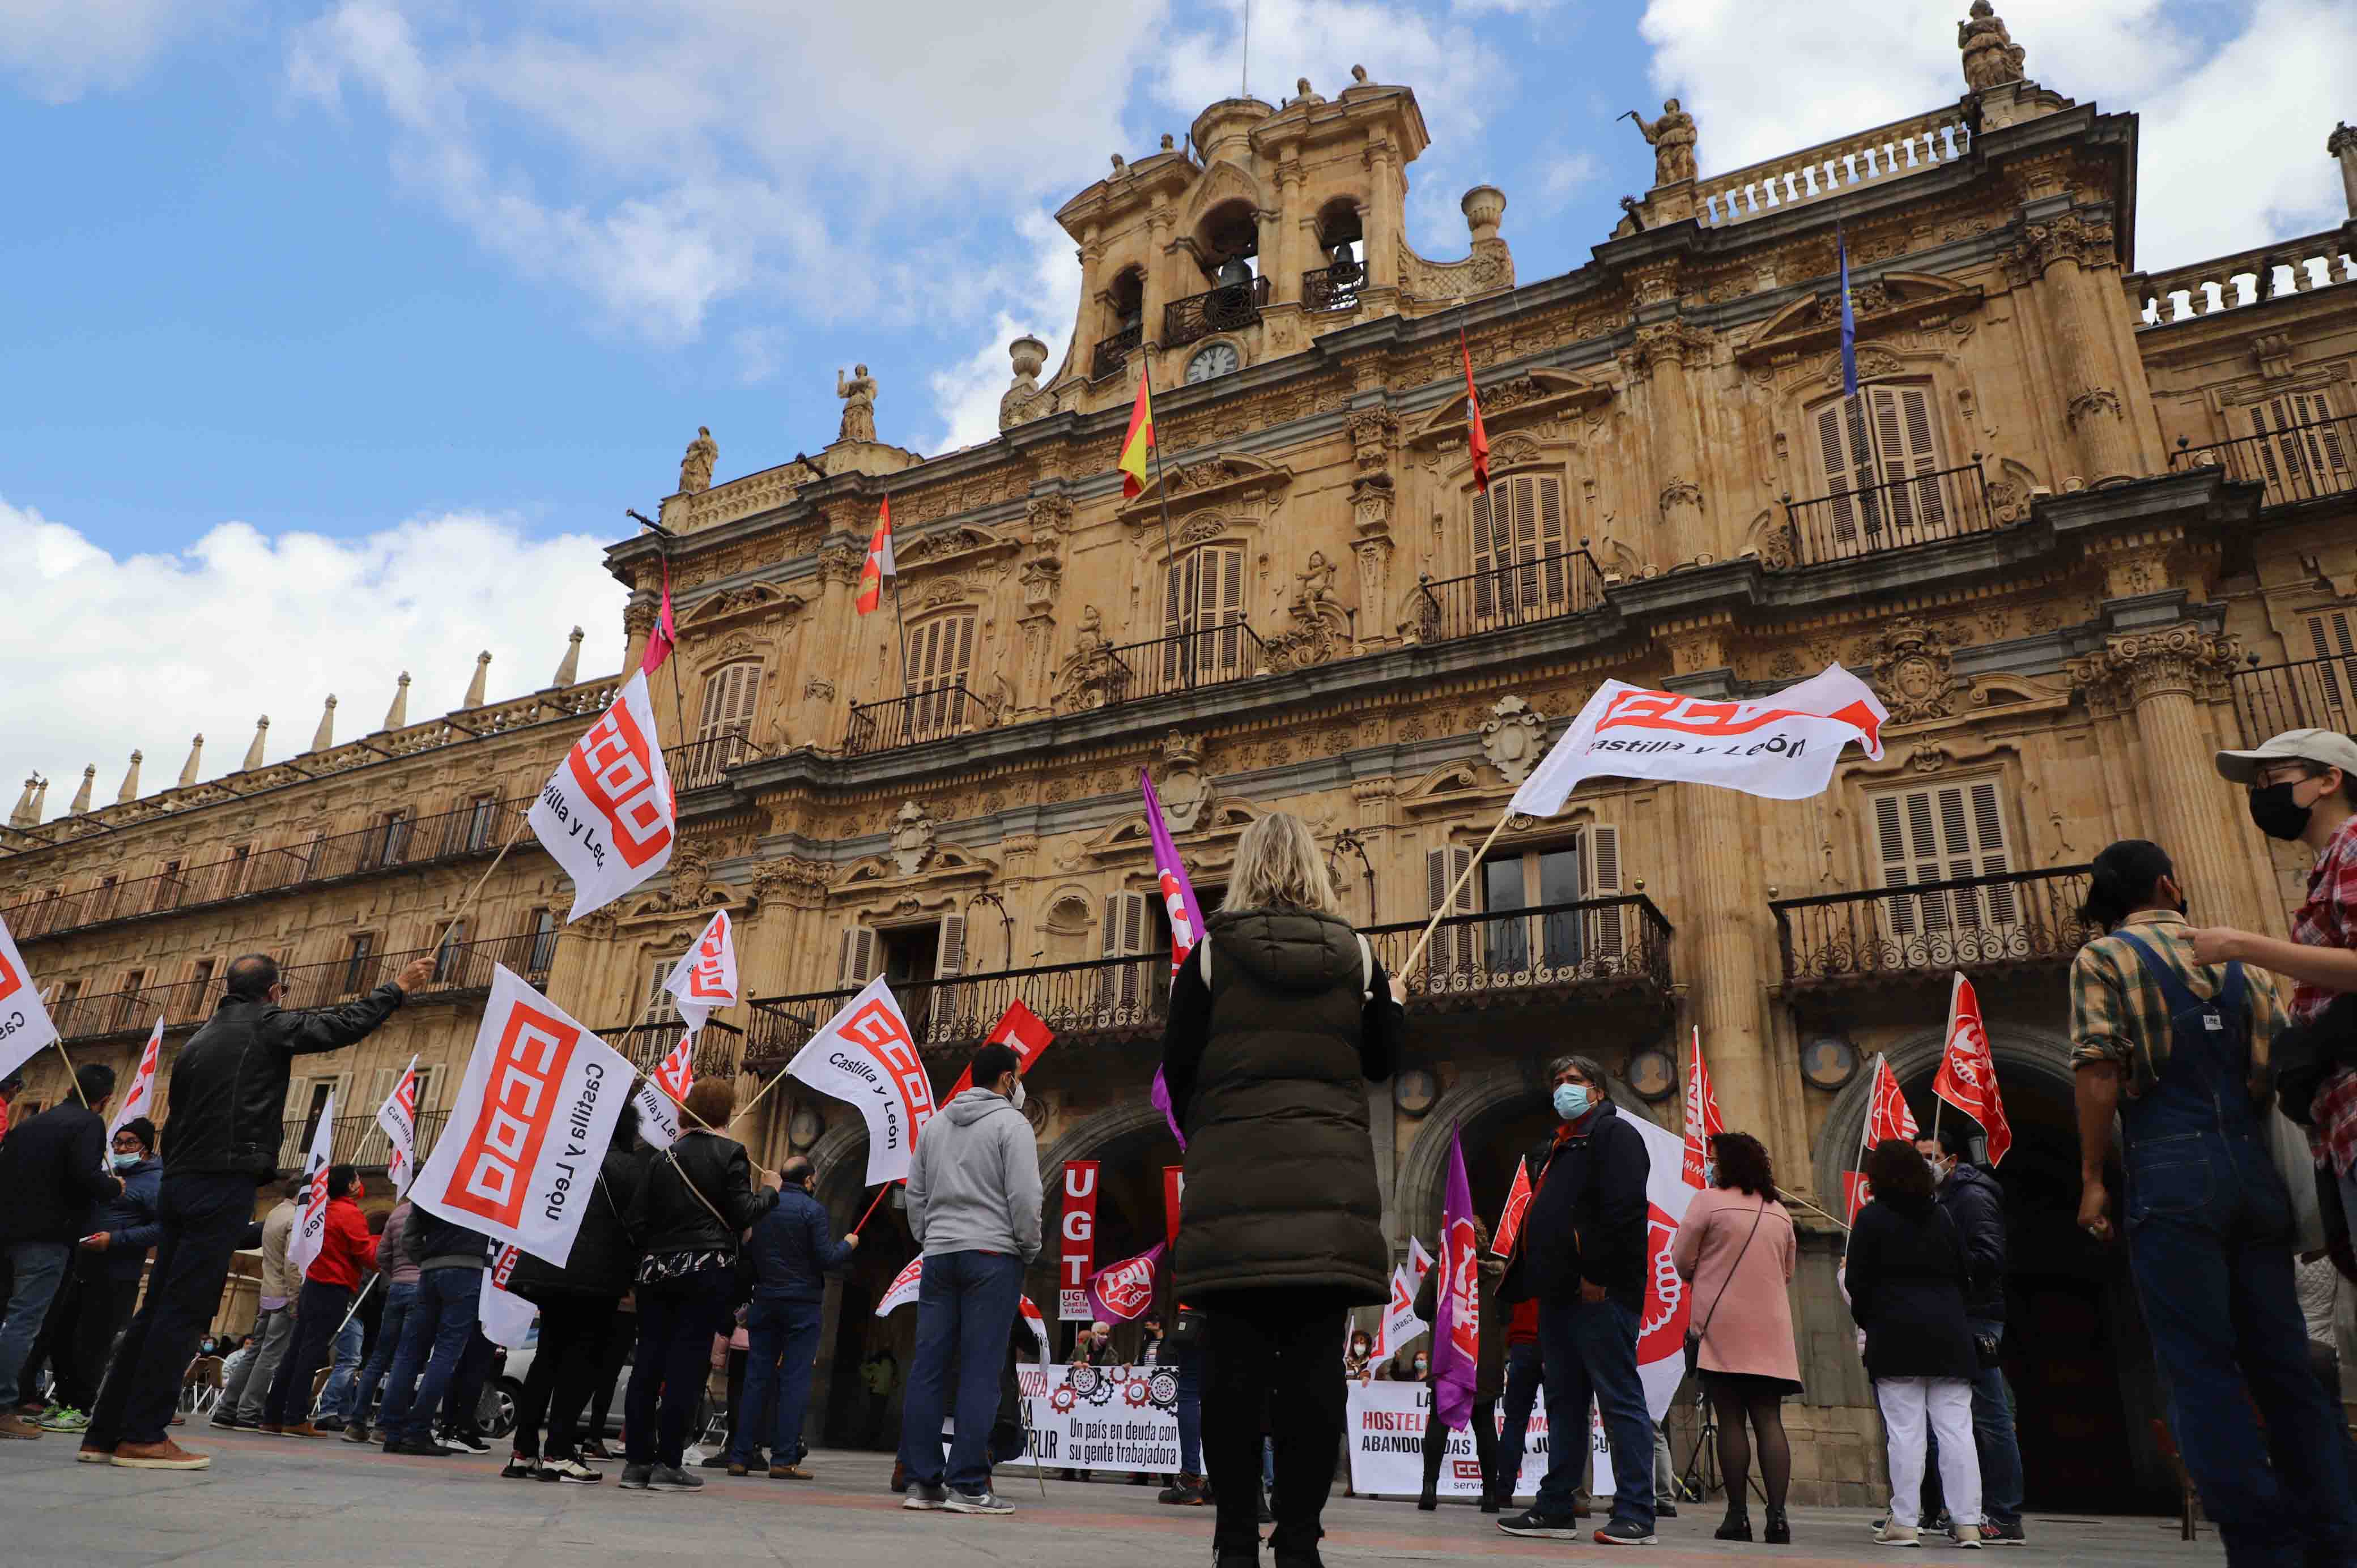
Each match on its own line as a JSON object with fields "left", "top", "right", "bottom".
{"left": 1163, "top": 811, "right": 1407, "bottom": 1567}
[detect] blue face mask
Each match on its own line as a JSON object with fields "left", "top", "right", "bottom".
{"left": 1552, "top": 1082, "right": 1592, "bottom": 1121}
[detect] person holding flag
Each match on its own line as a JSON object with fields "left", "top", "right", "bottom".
{"left": 1412, "top": 1209, "right": 1507, "bottom": 1513}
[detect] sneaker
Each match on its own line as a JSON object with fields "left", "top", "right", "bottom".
{"left": 312, "top": 1416, "right": 345, "bottom": 1433}
{"left": 581, "top": 1439, "right": 614, "bottom": 1459}
{"left": 546, "top": 1457, "right": 602, "bottom": 1485}
{"left": 501, "top": 1455, "right": 540, "bottom": 1480}
{"left": 383, "top": 1437, "right": 449, "bottom": 1458}
{"left": 903, "top": 1481, "right": 950, "bottom": 1511}
{"left": 1950, "top": 1523, "right": 1983, "bottom": 1550}
{"left": 1871, "top": 1520, "right": 1921, "bottom": 1548}
{"left": 619, "top": 1463, "right": 655, "bottom": 1490}
{"left": 1978, "top": 1519, "right": 2026, "bottom": 1546}
{"left": 340, "top": 1424, "right": 372, "bottom": 1445}
{"left": 649, "top": 1464, "right": 704, "bottom": 1492}
{"left": 39, "top": 1405, "right": 88, "bottom": 1433}
{"left": 210, "top": 1412, "right": 254, "bottom": 1431}
{"left": 439, "top": 1430, "right": 491, "bottom": 1455}
{"left": 1654, "top": 1501, "right": 1678, "bottom": 1519}
{"left": 1596, "top": 1518, "right": 1658, "bottom": 1545}
{"left": 0, "top": 1413, "right": 42, "bottom": 1441}
{"left": 77, "top": 1444, "right": 114, "bottom": 1464}
{"left": 110, "top": 1438, "right": 210, "bottom": 1470}
{"left": 1497, "top": 1509, "right": 1585, "bottom": 1540}
{"left": 1157, "top": 1475, "right": 1206, "bottom": 1506}
{"left": 944, "top": 1487, "right": 1014, "bottom": 1515}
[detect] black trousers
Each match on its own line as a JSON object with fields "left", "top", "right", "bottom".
{"left": 513, "top": 1295, "right": 619, "bottom": 1460}
{"left": 585, "top": 1307, "right": 636, "bottom": 1441}
{"left": 55, "top": 1274, "right": 142, "bottom": 1413}
{"left": 1201, "top": 1288, "right": 1353, "bottom": 1555}
{"left": 264, "top": 1279, "right": 352, "bottom": 1426}
{"left": 443, "top": 1330, "right": 498, "bottom": 1437}
{"left": 625, "top": 1269, "right": 732, "bottom": 1468}
{"left": 1421, "top": 1394, "right": 1501, "bottom": 1497}
{"left": 87, "top": 1171, "right": 256, "bottom": 1448}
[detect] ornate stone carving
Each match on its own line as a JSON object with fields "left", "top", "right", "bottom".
{"left": 817, "top": 542, "right": 864, "bottom": 586}
{"left": 1346, "top": 409, "right": 1397, "bottom": 473}
{"left": 667, "top": 838, "right": 712, "bottom": 909}
{"left": 1155, "top": 730, "right": 1211, "bottom": 832}
{"left": 1628, "top": 320, "right": 1714, "bottom": 374}
{"left": 889, "top": 801, "right": 936, "bottom": 878}
{"left": 677, "top": 427, "right": 717, "bottom": 495}
{"left": 2066, "top": 387, "right": 2123, "bottom": 427}
{"left": 1293, "top": 551, "right": 1338, "bottom": 614}
{"left": 1958, "top": 1, "right": 2027, "bottom": 92}
{"left": 803, "top": 678, "right": 836, "bottom": 702}
{"left": 2022, "top": 214, "right": 2115, "bottom": 277}
{"left": 752, "top": 857, "right": 834, "bottom": 910}
{"left": 999, "top": 335, "right": 1055, "bottom": 430}
{"left": 2067, "top": 625, "right": 2240, "bottom": 715}
{"left": 1025, "top": 493, "right": 1075, "bottom": 540}
{"left": 1631, "top": 99, "right": 1697, "bottom": 186}
{"left": 1479, "top": 696, "right": 1546, "bottom": 786}
{"left": 1870, "top": 617, "right": 1972, "bottom": 725}
{"left": 835, "top": 364, "right": 878, "bottom": 444}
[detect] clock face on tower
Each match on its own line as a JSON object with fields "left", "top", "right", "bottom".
{"left": 1186, "top": 342, "right": 1240, "bottom": 383}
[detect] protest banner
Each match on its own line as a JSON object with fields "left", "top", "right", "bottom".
{"left": 1491, "top": 1158, "right": 1533, "bottom": 1258}
{"left": 1346, "top": 1380, "right": 1565, "bottom": 1499}
{"left": 106, "top": 1019, "right": 163, "bottom": 1144}
{"left": 1060, "top": 1160, "right": 1099, "bottom": 1321}
{"left": 375, "top": 1056, "right": 419, "bottom": 1197}
{"left": 663, "top": 910, "right": 739, "bottom": 1037}
{"left": 1430, "top": 1130, "right": 1479, "bottom": 1432}
{"left": 529, "top": 669, "right": 676, "bottom": 922}
{"left": 943, "top": 1000, "right": 1054, "bottom": 1101}
{"left": 287, "top": 1089, "right": 338, "bottom": 1277}
{"left": 782, "top": 977, "right": 935, "bottom": 1186}
{"left": 408, "top": 965, "right": 633, "bottom": 1266}
{"left": 1001, "top": 1363, "right": 1184, "bottom": 1475}
{"left": 0, "top": 913, "right": 62, "bottom": 1083}
{"left": 1934, "top": 972, "right": 2013, "bottom": 1164}
{"left": 479, "top": 1244, "right": 538, "bottom": 1350}
{"left": 1627, "top": 1111, "right": 1700, "bottom": 1422}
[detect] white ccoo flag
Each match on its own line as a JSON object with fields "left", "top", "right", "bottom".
{"left": 288, "top": 1089, "right": 339, "bottom": 1279}
{"left": 785, "top": 977, "right": 937, "bottom": 1187}
{"left": 529, "top": 669, "right": 677, "bottom": 922}
{"left": 663, "top": 910, "right": 739, "bottom": 1036}
{"left": 375, "top": 1056, "right": 420, "bottom": 1198}
{"left": 0, "top": 913, "right": 62, "bottom": 1083}
{"left": 107, "top": 1019, "right": 164, "bottom": 1145}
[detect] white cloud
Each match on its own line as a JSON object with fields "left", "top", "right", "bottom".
{"left": 1538, "top": 151, "right": 1600, "bottom": 207}
{"left": 929, "top": 210, "right": 1084, "bottom": 453}
{"left": 0, "top": 497, "right": 626, "bottom": 820}
{"left": 1636, "top": 0, "right": 2351, "bottom": 267}
{"left": 0, "top": 0, "right": 237, "bottom": 102}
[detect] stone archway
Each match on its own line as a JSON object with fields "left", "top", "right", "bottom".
{"left": 1033, "top": 1097, "right": 1183, "bottom": 1359}
{"left": 1806, "top": 1025, "right": 2075, "bottom": 1207}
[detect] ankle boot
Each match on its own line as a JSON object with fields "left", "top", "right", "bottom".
{"left": 1416, "top": 1481, "right": 1437, "bottom": 1511}
{"left": 1763, "top": 1506, "right": 1791, "bottom": 1544}
{"left": 1714, "top": 1503, "right": 1752, "bottom": 1541}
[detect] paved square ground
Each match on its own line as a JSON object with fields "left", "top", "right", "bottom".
{"left": 0, "top": 1427, "right": 2224, "bottom": 1566}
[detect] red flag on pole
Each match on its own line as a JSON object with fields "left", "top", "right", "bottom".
{"left": 944, "top": 999, "right": 1055, "bottom": 1101}
{"left": 639, "top": 560, "right": 677, "bottom": 676}
{"left": 1460, "top": 327, "right": 1491, "bottom": 493}
{"left": 1847, "top": 1054, "right": 1921, "bottom": 1221}
{"left": 855, "top": 498, "right": 894, "bottom": 616}
{"left": 1680, "top": 1026, "right": 1724, "bottom": 1189}
{"left": 1490, "top": 1156, "right": 1533, "bottom": 1258}
{"left": 1933, "top": 972, "right": 2013, "bottom": 1165}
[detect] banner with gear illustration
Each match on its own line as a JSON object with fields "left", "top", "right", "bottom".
{"left": 999, "top": 1362, "right": 1184, "bottom": 1473}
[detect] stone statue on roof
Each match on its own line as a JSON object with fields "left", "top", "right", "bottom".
{"left": 678, "top": 425, "right": 718, "bottom": 494}
{"left": 1630, "top": 99, "right": 1697, "bottom": 188}
{"left": 1958, "top": 1, "right": 2027, "bottom": 92}
{"left": 836, "top": 364, "right": 878, "bottom": 444}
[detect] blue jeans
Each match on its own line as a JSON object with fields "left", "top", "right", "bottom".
{"left": 1171, "top": 1342, "right": 1203, "bottom": 1476}
{"left": 1497, "top": 1340, "right": 1542, "bottom": 1498}
{"left": 1964, "top": 1319, "right": 2022, "bottom": 1528}
{"left": 321, "top": 1313, "right": 365, "bottom": 1420}
{"left": 351, "top": 1281, "right": 417, "bottom": 1428}
{"left": 378, "top": 1268, "right": 480, "bottom": 1445}
{"left": 895, "top": 1249, "right": 1023, "bottom": 1492}
{"left": 1535, "top": 1296, "right": 1652, "bottom": 1530}
{"left": 734, "top": 1297, "right": 823, "bottom": 1467}
{"left": 0, "top": 1242, "right": 69, "bottom": 1409}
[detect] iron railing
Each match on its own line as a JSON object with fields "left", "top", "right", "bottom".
{"left": 1772, "top": 864, "right": 2096, "bottom": 986}
{"left": 1164, "top": 276, "right": 1271, "bottom": 348}
{"left": 741, "top": 894, "right": 1675, "bottom": 1072}
{"left": 1090, "top": 621, "right": 1273, "bottom": 705}
{"left": 1410, "top": 549, "right": 1607, "bottom": 645}
{"left": 666, "top": 731, "right": 765, "bottom": 794}
{"left": 273, "top": 1110, "right": 453, "bottom": 1175}
{"left": 1780, "top": 461, "right": 1997, "bottom": 567}
{"left": 1301, "top": 258, "right": 1365, "bottom": 313}
{"left": 601, "top": 1019, "right": 746, "bottom": 1081}
{"left": 843, "top": 684, "right": 1001, "bottom": 756}
{"left": 2171, "top": 412, "right": 2356, "bottom": 511}
{"left": 52, "top": 930, "right": 558, "bottom": 1045}
{"left": 1091, "top": 323, "right": 1143, "bottom": 381}
{"left": 2, "top": 795, "right": 531, "bottom": 946}
{"left": 2229, "top": 654, "right": 2357, "bottom": 746}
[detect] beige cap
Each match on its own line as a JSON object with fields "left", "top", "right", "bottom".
{"left": 2214, "top": 727, "right": 2357, "bottom": 785}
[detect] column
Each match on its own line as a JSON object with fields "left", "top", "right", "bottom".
{"left": 1362, "top": 140, "right": 1397, "bottom": 295}
{"left": 1629, "top": 319, "right": 1714, "bottom": 570}
{"left": 2025, "top": 214, "right": 2146, "bottom": 486}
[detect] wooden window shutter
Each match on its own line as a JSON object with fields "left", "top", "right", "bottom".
{"left": 1873, "top": 790, "right": 1921, "bottom": 936}
{"left": 1213, "top": 547, "right": 1246, "bottom": 670}
{"left": 1586, "top": 825, "right": 1624, "bottom": 960}
{"left": 2252, "top": 393, "right": 2349, "bottom": 494}
{"left": 1815, "top": 402, "right": 1866, "bottom": 541}
{"left": 2308, "top": 609, "right": 2357, "bottom": 723}
{"left": 698, "top": 662, "right": 759, "bottom": 742}
{"left": 1537, "top": 475, "right": 1569, "bottom": 604}
{"left": 1099, "top": 892, "right": 1152, "bottom": 1016}
{"left": 1425, "top": 845, "right": 1477, "bottom": 976}
{"left": 1470, "top": 487, "right": 1499, "bottom": 616}
{"left": 836, "top": 926, "right": 879, "bottom": 988}
{"left": 934, "top": 915, "right": 967, "bottom": 978}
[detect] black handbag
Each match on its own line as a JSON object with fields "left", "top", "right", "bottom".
{"left": 1166, "top": 1302, "right": 1205, "bottom": 1350}
{"left": 2271, "top": 993, "right": 2357, "bottom": 1126}
{"left": 1683, "top": 1196, "right": 1767, "bottom": 1380}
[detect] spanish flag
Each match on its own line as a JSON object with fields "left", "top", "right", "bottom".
{"left": 1461, "top": 326, "right": 1491, "bottom": 494}
{"left": 854, "top": 497, "right": 894, "bottom": 616}
{"left": 1117, "top": 365, "right": 1155, "bottom": 498}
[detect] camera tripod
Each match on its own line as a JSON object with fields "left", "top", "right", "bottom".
{"left": 1675, "top": 1380, "right": 1764, "bottom": 1506}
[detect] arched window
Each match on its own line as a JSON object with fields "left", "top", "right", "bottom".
{"left": 1162, "top": 544, "right": 1248, "bottom": 684}
{"left": 697, "top": 659, "right": 760, "bottom": 742}
{"left": 1469, "top": 472, "right": 1571, "bottom": 624}
{"left": 1810, "top": 382, "right": 1947, "bottom": 542}
{"left": 1095, "top": 269, "right": 1146, "bottom": 381}
{"left": 905, "top": 612, "right": 978, "bottom": 738}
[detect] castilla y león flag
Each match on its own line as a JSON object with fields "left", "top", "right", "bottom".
{"left": 663, "top": 909, "right": 739, "bottom": 1037}
{"left": 529, "top": 669, "right": 675, "bottom": 922}
{"left": 410, "top": 965, "right": 634, "bottom": 1267}
{"left": 288, "top": 1086, "right": 338, "bottom": 1279}
{"left": 1934, "top": 972, "right": 2011, "bottom": 1165}
{"left": 785, "top": 976, "right": 937, "bottom": 1186}
{"left": 376, "top": 1055, "right": 420, "bottom": 1198}
{"left": 0, "top": 911, "right": 62, "bottom": 1083}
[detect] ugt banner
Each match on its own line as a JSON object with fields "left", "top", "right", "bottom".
{"left": 529, "top": 668, "right": 676, "bottom": 922}
{"left": 1509, "top": 666, "right": 1888, "bottom": 817}
{"left": 0, "top": 911, "right": 61, "bottom": 1083}
{"left": 1086, "top": 1243, "right": 1164, "bottom": 1324}
{"left": 1060, "top": 1160, "right": 1099, "bottom": 1321}
{"left": 783, "top": 976, "right": 935, "bottom": 1187}
{"left": 663, "top": 909, "right": 739, "bottom": 1036}
{"left": 409, "top": 965, "right": 633, "bottom": 1267}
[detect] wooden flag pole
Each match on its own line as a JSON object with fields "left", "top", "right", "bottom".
{"left": 427, "top": 810, "right": 532, "bottom": 965}
{"left": 53, "top": 1037, "right": 88, "bottom": 1106}
{"left": 1399, "top": 806, "right": 1517, "bottom": 982}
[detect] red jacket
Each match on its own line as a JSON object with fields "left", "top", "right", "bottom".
{"left": 307, "top": 1196, "right": 380, "bottom": 1290}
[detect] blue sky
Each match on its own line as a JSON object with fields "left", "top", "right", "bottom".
{"left": 2, "top": 0, "right": 2349, "bottom": 811}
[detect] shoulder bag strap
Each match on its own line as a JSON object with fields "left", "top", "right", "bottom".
{"left": 1358, "top": 934, "right": 1374, "bottom": 1002}
{"left": 1696, "top": 1196, "right": 1769, "bottom": 1341}
{"left": 1199, "top": 933, "right": 1210, "bottom": 989}
{"left": 662, "top": 1137, "right": 738, "bottom": 1243}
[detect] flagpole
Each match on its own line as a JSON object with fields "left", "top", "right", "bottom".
{"left": 1401, "top": 805, "right": 1516, "bottom": 981}
{"left": 427, "top": 812, "right": 531, "bottom": 967}
{"left": 849, "top": 1181, "right": 897, "bottom": 1237}
{"left": 1145, "top": 364, "right": 1184, "bottom": 658}
{"left": 53, "top": 1037, "right": 88, "bottom": 1106}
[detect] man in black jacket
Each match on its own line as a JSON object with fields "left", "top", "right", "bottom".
{"left": 1920, "top": 1126, "right": 2025, "bottom": 1544}
{"left": 0, "top": 1064, "right": 122, "bottom": 1440}
{"left": 1496, "top": 1054, "right": 1657, "bottom": 1546}
{"left": 84, "top": 949, "right": 429, "bottom": 1471}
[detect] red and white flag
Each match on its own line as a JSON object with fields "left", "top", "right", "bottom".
{"left": 1845, "top": 1054, "right": 1921, "bottom": 1221}
{"left": 106, "top": 1019, "right": 163, "bottom": 1145}
{"left": 288, "top": 1088, "right": 338, "bottom": 1278}
{"left": 650, "top": 1034, "right": 696, "bottom": 1105}
{"left": 1060, "top": 1160, "right": 1099, "bottom": 1322}
{"left": 0, "top": 912, "right": 62, "bottom": 1083}
{"left": 631, "top": 1077, "right": 680, "bottom": 1151}
{"left": 1086, "top": 1242, "right": 1165, "bottom": 1324}
{"left": 639, "top": 560, "right": 677, "bottom": 677}
{"left": 1934, "top": 972, "right": 2012, "bottom": 1165}
{"left": 663, "top": 910, "right": 738, "bottom": 1037}
{"left": 1409, "top": 1235, "right": 1434, "bottom": 1282}
{"left": 855, "top": 498, "right": 895, "bottom": 616}
{"left": 1381, "top": 1265, "right": 1425, "bottom": 1357}
{"left": 1491, "top": 1157, "right": 1534, "bottom": 1258}
{"left": 409, "top": 965, "right": 635, "bottom": 1266}
{"left": 479, "top": 1244, "right": 538, "bottom": 1350}
{"left": 784, "top": 977, "right": 936, "bottom": 1186}
{"left": 529, "top": 670, "right": 675, "bottom": 922}
{"left": 945, "top": 999, "right": 1054, "bottom": 1101}
{"left": 1681, "top": 1027, "right": 1725, "bottom": 1190}
{"left": 875, "top": 1255, "right": 925, "bottom": 1316}
{"left": 375, "top": 1055, "right": 420, "bottom": 1198}
{"left": 1018, "top": 1296, "right": 1050, "bottom": 1364}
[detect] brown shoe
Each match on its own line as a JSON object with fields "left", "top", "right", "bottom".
{"left": 0, "top": 1413, "right": 42, "bottom": 1441}
{"left": 257, "top": 1423, "right": 284, "bottom": 1436}
{"left": 112, "top": 1438, "right": 211, "bottom": 1470}
{"left": 282, "top": 1422, "right": 326, "bottom": 1439}
{"left": 726, "top": 1461, "right": 751, "bottom": 1477}
{"left": 78, "top": 1443, "right": 115, "bottom": 1464}
{"left": 769, "top": 1464, "right": 812, "bottom": 1480}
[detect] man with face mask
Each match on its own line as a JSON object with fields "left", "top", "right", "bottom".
{"left": 29, "top": 1118, "right": 163, "bottom": 1433}
{"left": 1496, "top": 1054, "right": 1656, "bottom": 1545}
{"left": 1914, "top": 1126, "right": 2023, "bottom": 1545}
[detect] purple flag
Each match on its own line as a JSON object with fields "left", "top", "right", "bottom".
{"left": 1085, "top": 1242, "right": 1165, "bottom": 1324}
{"left": 1430, "top": 1127, "right": 1480, "bottom": 1432}
{"left": 1143, "top": 770, "right": 1206, "bottom": 1150}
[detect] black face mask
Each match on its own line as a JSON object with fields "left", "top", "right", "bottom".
{"left": 2249, "top": 782, "right": 2316, "bottom": 842}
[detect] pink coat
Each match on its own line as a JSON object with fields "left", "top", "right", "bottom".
{"left": 1670, "top": 1185, "right": 1802, "bottom": 1388}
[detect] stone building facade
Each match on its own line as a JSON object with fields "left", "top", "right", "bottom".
{"left": 5, "top": 8, "right": 2353, "bottom": 1509}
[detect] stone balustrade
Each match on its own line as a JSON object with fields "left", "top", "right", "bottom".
{"left": 658, "top": 459, "right": 813, "bottom": 534}
{"left": 2128, "top": 229, "right": 2357, "bottom": 325}
{"left": 1697, "top": 108, "right": 1972, "bottom": 229}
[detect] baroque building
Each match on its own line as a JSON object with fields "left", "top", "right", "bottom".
{"left": 6, "top": 10, "right": 2354, "bottom": 1507}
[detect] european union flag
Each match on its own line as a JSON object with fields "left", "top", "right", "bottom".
{"left": 1837, "top": 228, "right": 1859, "bottom": 399}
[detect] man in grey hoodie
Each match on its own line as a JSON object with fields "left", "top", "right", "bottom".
{"left": 897, "top": 1041, "right": 1040, "bottom": 1516}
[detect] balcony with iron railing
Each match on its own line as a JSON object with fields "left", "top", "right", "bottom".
{"left": 2, "top": 796, "right": 533, "bottom": 947}
{"left": 601, "top": 1019, "right": 746, "bottom": 1081}
{"left": 1777, "top": 461, "right": 1999, "bottom": 568}
{"left": 273, "top": 1109, "right": 453, "bottom": 1175}
{"left": 740, "top": 894, "right": 1675, "bottom": 1072}
{"left": 1772, "top": 864, "right": 2096, "bottom": 988}
{"left": 2230, "top": 652, "right": 2357, "bottom": 747}
{"left": 1409, "top": 548, "right": 1606, "bottom": 646}
{"left": 2169, "top": 412, "right": 2356, "bottom": 513}
{"left": 665, "top": 731, "right": 767, "bottom": 794}
{"left": 1091, "top": 323, "right": 1143, "bottom": 381}
{"left": 1301, "top": 257, "right": 1365, "bottom": 313}
{"left": 52, "top": 930, "right": 559, "bottom": 1045}
{"left": 844, "top": 684, "right": 1003, "bottom": 757}
{"left": 1087, "top": 620, "right": 1274, "bottom": 707}
{"left": 1164, "top": 276, "right": 1271, "bottom": 348}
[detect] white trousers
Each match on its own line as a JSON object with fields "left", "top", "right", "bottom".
{"left": 1875, "top": 1376, "right": 1982, "bottom": 1528}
